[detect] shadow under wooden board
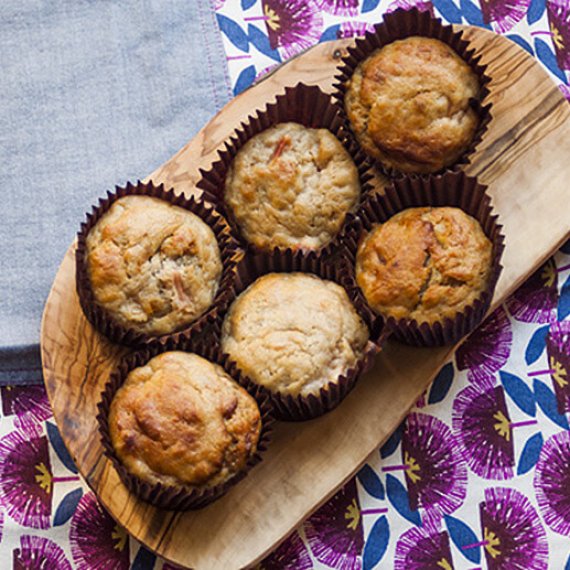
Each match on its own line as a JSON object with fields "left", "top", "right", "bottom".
{"left": 41, "top": 27, "right": 570, "bottom": 570}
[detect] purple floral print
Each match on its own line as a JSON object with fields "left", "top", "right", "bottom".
{"left": 70, "top": 492, "right": 130, "bottom": 570}
{"left": 387, "top": 0, "right": 435, "bottom": 15}
{"left": 394, "top": 413, "right": 467, "bottom": 515}
{"left": 1, "top": 385, "right": 52, "bottom": 429}
{"left": 259, "top": 531, "right": 313, "bottom": 569}
{"left": 0, "top": 424, "right": 53, "bottom": 529}
{"left": 480, "top": 0, "right": 532, "bottom": 33}
{"left": 480, "top": 487, "right": 548, "bottom": 570}
{"left": 534, "top": 430, "right": 570, "bottom": 536}
{"left": 315, "top": 0, "right": 359, "bottom": 17}
{"left": 453, "top": 385, "right": 516, "bottom": 480}
{"left": 456, "top": 307, "right": 513, "bottom": 388}
{"left": 261, "top": 0, "right": 323, "bottom": 59}
{"left": 545, "top": 320, "right": 570, "bottom": 414}
{"left": 13, "top": 535, "right": 72, "bottom": 570}
{"left": 337, "top": 21, "right": 375, "bottom": 39}
{"left": 394, "top": 515, "right": 454, "bottom": 569}
{"left": 304, "top": 479, "right": 363, "bottom": 570}
{"left": 560, "top": 83, "right": 570, "bottom": 101}
{"left": 506, "top": 259, "right": 558, "bottom": 324}
{"left": 547, "top": 0, "right": 570, "bottom": 70}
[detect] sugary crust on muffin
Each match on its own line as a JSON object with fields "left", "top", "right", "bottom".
{"left": 220, "top": 273, "right": 369, "bottom": 397}
{"left": 345, "top": 37, "right": 480, "bottom": 173}
{"left": 108, "top": 352, "right": 261, "bottom": 490}
{"left": 356, "top": 207, "right": 493, "bottom": 323}
{"left": 224, "top": 122, "right": 360, "bottom": 251}
{"left": 85, "top": 195, "right": 222, "bottom": 336}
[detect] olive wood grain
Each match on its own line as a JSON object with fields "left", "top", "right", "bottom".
{"left": 41, "top": 27, "right": 570, "bottom": 570}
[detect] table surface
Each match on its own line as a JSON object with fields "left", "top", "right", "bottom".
{"left": 2, "top": 1, "right": 570, "bottom": 569}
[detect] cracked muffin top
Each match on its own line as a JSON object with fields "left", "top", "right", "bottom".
{"left": 85, "top": 195, "right": 222, "bottom": 337}
{"left": 356, "top": 207, "right": 493, "bottom": 323}
{"left": 220, "top": 273, "right": 369, "bottom": 397}
{"left": 224, "top": 122, "right": 360, "bottom": 251}
{"left": 108, "top": 351, "right": 261, "bottom": 490}
{"left": 344, "top": 37, "right": 480, "bottom": 174}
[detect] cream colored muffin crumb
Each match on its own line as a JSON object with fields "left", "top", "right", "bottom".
{"left": 221, "top": 273, "right": 370, "bottom": 397}
{"left": 224, "top": 122, "right": 360, "bottom": 251}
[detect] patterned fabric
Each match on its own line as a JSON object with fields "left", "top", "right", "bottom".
{"left": 0, "top": 1, "right": 568, "bottom": 568}
{"left": 215, "top": 0, "right": 569, "bottom": 98}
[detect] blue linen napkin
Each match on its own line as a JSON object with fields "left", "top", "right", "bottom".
{"left": 0, "top": 1, "right": 231, "bottom": 359}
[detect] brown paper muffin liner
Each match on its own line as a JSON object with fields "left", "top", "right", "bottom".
{"left": 333, "top": 7, "right": 492, "bottom": 178}
{"left": 96, "top": 338, "right": 273, "bottom": 511}
{"left": 343, "top": 171, "right": 505, "bottom": 347}
{"left": 76, "top": 180, "right": 242, "bottom": 347}
{"left": 197, "top": 82, "right": 374, "bottom": 258}
{"left": 213, "top": 250, "right": 388, "bottom": 421}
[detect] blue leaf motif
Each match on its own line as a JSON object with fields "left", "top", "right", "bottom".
{"left": 558, "top": 273, "right": 570, "bottom": 321}
{"left": 525, "top": 325, "right": 549, "bottom": 365}
{"left": 460, "top": 0, "right": 492, "bottom": 28}
{"left": 363, "top": 516, "right": 390, "bottom": 570}
{"left": 500, "top": 371, "right": 536, "bottom": 416}
{"left": 131, "top": 546, "right": 157, "bottom": 570}
{"left": 507, "top": 35, "right": 535, "bottom": 55}
{"left": 53, "top": 488, "right": 83, "bottom": 526}
{"left": 357, "top": 465, "right": 385, "bottom": 499}
{"left": 233, "top": 65, "right": 257, "bottom": 96}
{"left": 248, "top": 25, "right": 281, "bottom": 62}
{"left": 534, "top": 379, "right": 570, "bottom": 429}
{"left": 517, "top": 433, "right": 544, "bottom": 475}
{"left": 535, "top": 38, "right": 567, "bottom": 83}
{"left": 444, "top": 515, "right": 481, "bottom": 564}
{"left": 428, "top": 362, "right": 454, "bottom": 404}
{"left": 432, "top": 0, "right": 463, "bottom": 23}
{"left": 46, "top": 422, "right": 78, "bottom": 474}
{"left": 241, "top": 0, "right": 257, "bottom": 9}
{"left": 565, "top": 552, "right": 570, "bottom": 570}
{"left": 561, "top": 237, "right": 570, "bottom": 254}
{"left": 527, "top": 0, "right": 546, "bottom": 24}
{"left": 217, "top": 14, "right": 250, "bottom": 52}
{"left": 362, "top": 0, "right": 381, "bottom": 13}
{"left": 380, "top": 422, "right": 403, "bottom": 459}
{"left": 386, "top": 474, "right": 421, "bottom": 526}
{"left": 320, "top": 25, "right": 341, "bottom": 43}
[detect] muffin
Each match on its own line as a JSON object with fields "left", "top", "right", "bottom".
{"left": 108, "top": 351, "right": 262, "bottom": 491}
{"left": 221, "top": 272, "right": 369, "bottom": 399}
{"left": 224, "top": 122, "right": 360, "bottom": 251}
{"left": 85, "top": 195, "right": 223, "bottom": 337}
{"left": 356, "top": 207, "right": 493, "bottom": 324}
{"left": 345, "top": 36, "right": 481, "bottom": 173}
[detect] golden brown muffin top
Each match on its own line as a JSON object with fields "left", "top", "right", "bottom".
{"left": 224, "top": 122, "right": 360, "bottom": 251}
{"left": 108, "top": 352, "right": 261, "bottom": 490}
{"left": 221, "top": 273, "right": 369, "bottom": 397}
{"left": 86, "top": 195, "right": 222, "bottom": 337}
{"left": 356, "top": 207, "right": 493, "bottom": 323}
{"left": 345, "top": 37, "right": 480, "bottom": 173}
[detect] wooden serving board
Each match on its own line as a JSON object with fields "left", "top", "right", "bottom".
{"left": 41, "top": 27, "right": 570, "bottom": 570}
